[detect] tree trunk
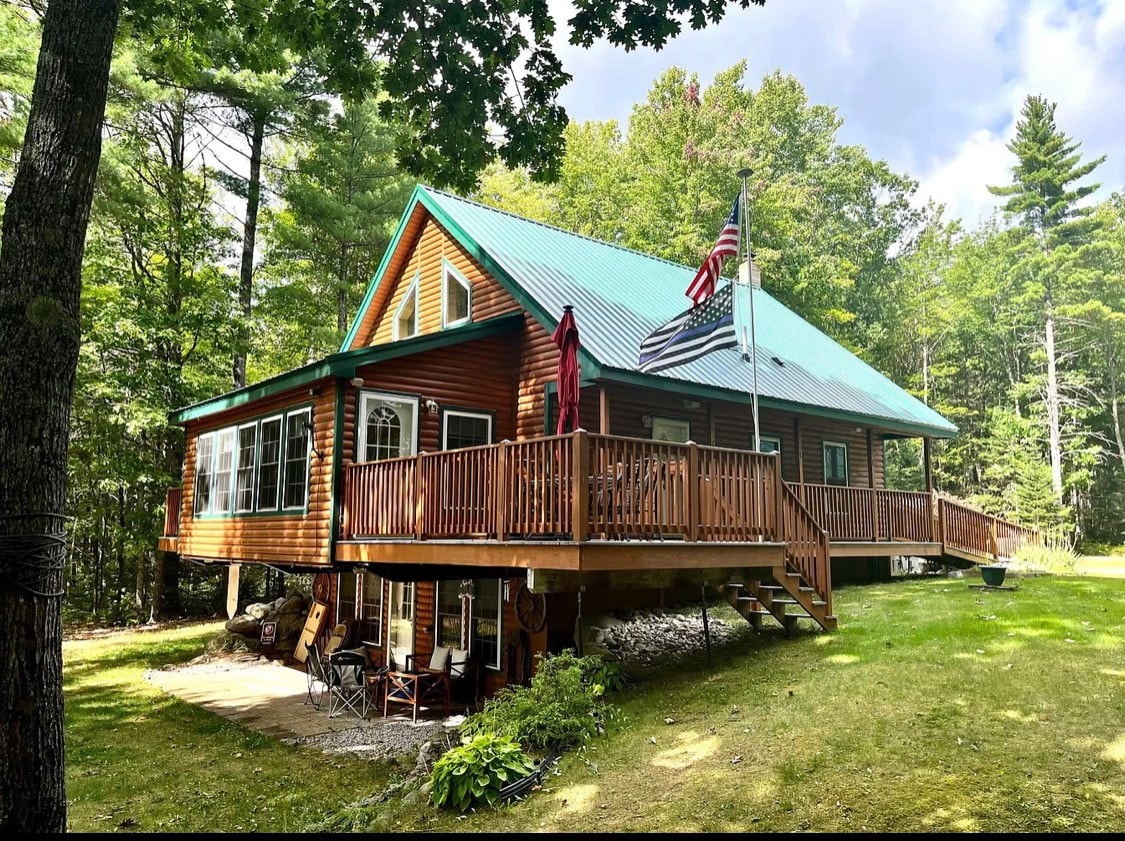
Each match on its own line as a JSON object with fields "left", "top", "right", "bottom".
{"left": 232, "top": 114, "right": 265, "bottom": 389}
{"left": 1043, "top": 292, "right": 1064, "bottom": 502}
{"left": 1109, "top": 348, "right": 1125, "bottom": 472}
{"left": 337, "top": 243, "right": 349, "bottom": 332}
{"left": 0, "top": 0, "right": 119, "bottom": 831}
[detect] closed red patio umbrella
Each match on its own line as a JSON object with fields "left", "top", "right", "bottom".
{"left": 551, "top": 305, "right": 581, "bottom": 434}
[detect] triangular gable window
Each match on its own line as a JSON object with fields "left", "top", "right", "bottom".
{"left": 393, "top": 272, "right": 420, "bottom": 340}
{"left": 442, "top": 261, "right": 472, "bottom": 328}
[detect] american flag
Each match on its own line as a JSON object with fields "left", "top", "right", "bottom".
{"left": 686, "top": 194, "right": 741, "bottom": 305}
{"left": 638, "top": 282, "right": 738, "bottom": 374}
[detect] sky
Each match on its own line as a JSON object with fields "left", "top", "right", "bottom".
{"left": 547, "top": 0, "right": 1125, "bottom": 225}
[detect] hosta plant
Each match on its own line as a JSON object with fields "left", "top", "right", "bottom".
{"left": 430, "top": 734, "right": 537, "bottom": 812}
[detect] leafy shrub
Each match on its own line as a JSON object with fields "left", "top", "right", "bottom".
{"left": 430, "top": 735, "right": 536, "bottom": 811}
{"left": 460, "top": 650, "right": 613, "bottom": 751}
{"left": 582, "top": 657, "right": 629, "bottom": 694}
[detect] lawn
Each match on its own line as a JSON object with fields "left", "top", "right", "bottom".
{"left": 65, "top": 575, "right": 1125, "bottom": 832}
{"left": 64, "top": 623, "right": 393, "bottom": 832}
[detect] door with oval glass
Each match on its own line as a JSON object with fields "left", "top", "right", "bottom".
{"left": 357, "top": 392, "right": 419, "bottom": 462}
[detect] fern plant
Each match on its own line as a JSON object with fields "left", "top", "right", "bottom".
{"left": 430, "top": 735, "right": 536, "bottom": 812}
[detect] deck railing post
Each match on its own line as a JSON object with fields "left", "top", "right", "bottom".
{"left": 414, "top": 453, "right": 425, "bottom": 541}
{"left": 871, "top": 488, "right": 880, "bottom": 541}
{"left": 686, "top": 441, "right": 699, "bottom": 542}
{"left": 571, "top": 429, "right": 589, "bottom": 543}
{"left": 496, "top": 440, "right": 509, "bottom": 541}
{"left": 772, "top": 454, "right": 784, "bottom": 542}
{"left": 937, "top": 496, "right": 946, "bottom": 549}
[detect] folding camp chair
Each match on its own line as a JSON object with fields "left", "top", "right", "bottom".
{"left": 327, "top": 648, "right": 370, "bottom": 719}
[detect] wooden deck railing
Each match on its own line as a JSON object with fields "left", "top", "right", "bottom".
{"left": 339, "top": 431, "right": 1040, "bottom": 571}
{"left": 939, "top": 497, "right": 1041, "bottom": 560}
{"left": 342, "top": 430, "right": 781, "bottom": 543}
{"left": 779, "top": 483, "right": 832, "bottom": 613}
{"left": 163, "top": 487, "right": 182, "bottom": 538}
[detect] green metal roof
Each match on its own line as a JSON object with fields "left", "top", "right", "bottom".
{"left": 350, "top": 186, "right": 956, "bottom": 438}
{"left": 170, "top": 313, "right": 524, "bottom": 424}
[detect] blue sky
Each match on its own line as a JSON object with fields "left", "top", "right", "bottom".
{"left": 548, "top": 0, "right": 1125, "bottom": 225}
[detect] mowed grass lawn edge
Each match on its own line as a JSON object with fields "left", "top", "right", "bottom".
{"left": 64, "top": 576, "right": 1125, "bottom": 832}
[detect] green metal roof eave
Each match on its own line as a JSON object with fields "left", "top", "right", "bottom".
{"left": 340, "top": 184, "right": 428, "bottom": 353}
{"left": 595, "top": 366, "right": 958, "bottom": 440}
{"left": 170, "top": 313, "right": 525, "bottom": 425}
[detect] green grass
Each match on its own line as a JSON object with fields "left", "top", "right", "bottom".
{"left": 64, "top": 623, "right": 392, "bottom": 832}
{"left": 403, "top": 576, "right": 1125, "bottom": 832}
{"left": 64, "top": 577, "right": 1125, "bottom": 832}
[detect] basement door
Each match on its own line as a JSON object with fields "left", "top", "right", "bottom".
{"left": 387, "top": 580, "right": 415, "bottom": 670}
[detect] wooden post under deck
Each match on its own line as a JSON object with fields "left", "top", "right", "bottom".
{"left": 226, "top": 563, "right": 241, "bottom": 619}
{"left": 867, "top": 429, "right": 879, "bottom": 540}
{"left": 599, "top": 384, "right": 610, "bottom": 434}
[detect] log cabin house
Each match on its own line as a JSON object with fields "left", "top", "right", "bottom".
{"left": 158, "top": 185, "right": 1039, "bottom": 692}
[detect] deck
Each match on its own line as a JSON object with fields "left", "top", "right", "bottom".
{"left": 160, "top": 431, "right": 1041, "bottom": 631}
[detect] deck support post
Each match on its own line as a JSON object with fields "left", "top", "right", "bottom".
{"left": 772, "top": 454, "right": 784, "bottom": 542}
{"left": 598, "top": 385, "right": 610, "bottom": 435}
{"left": 923, "top": 436, "right": 934, "bottom": 493}
{"left": 700, "top": 584, "right": 712, "bottom": 666}
{"left": 571, "top": 429, "right": 589, "bottom": 542}
{"left": 226, "top": 563, "right": 241, "bottom": 619}
{"left": 414, "top": 454, "right": 425, "bottom": 541}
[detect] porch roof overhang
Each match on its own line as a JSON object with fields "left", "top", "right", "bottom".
{"left": 168, "top": 312, "right": 524, "bottom": 425}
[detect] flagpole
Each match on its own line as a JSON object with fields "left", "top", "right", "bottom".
{"left": 737, "top": 168, "right": 761, "bottom": 452}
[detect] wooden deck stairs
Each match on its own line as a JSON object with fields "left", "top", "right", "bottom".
{"left": 724, "top": 566, "right": 837, "bottom": 634}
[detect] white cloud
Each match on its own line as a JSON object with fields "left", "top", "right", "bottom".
{"left": 547, "top": 0, "right": 1125, "bottom": 225}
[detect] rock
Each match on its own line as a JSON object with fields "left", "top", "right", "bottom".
{"left": 277, "top": 611, "right": 305, "bottom": 640}
{"left": 246, "top": 603, "right": 271, "bottom": 620}
{"left": 273, "top": 596, "right": 287, "bottom": 610}
{"left": 205, "top": 630, "right": 261, "bottom": 654}
{"left": 225, "top": 614, "right": 261, "bottom": 636}
{"left": 278, "top": 595, "right": 305, "bottom": 616}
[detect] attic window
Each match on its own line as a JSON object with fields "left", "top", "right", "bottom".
{"left": 442, "top": 261, "right": 471, "bottom": 328}
{"left": 394, "top": 272, "right": 420, "bottom": 340}
{"left": 771, "top": 356, "right": 785, "bottom": 367}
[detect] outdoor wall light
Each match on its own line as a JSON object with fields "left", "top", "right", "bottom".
{"left": 641, "top": 414, "right": 653, "bottom": 428}
{"left": 349, "top": 376, "right": 364, "bottom": 389}
{"left": 424, "top": 398, "right": 439, "bottom": 414}
{"left": 303, "top": 419, "right": 325, "bottom": 459}
{"left": 682, "top": 400, "right": 701, "bottom": 410}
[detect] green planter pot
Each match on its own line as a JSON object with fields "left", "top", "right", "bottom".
{"left": 980, "top": 565, "right": 1007, "bottom": 587}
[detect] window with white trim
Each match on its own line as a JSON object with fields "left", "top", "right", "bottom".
{"left": 442, "top": 262, "right": 471, "bottom": 328}
{"left": 359, "top": 572, "right": 384, "bottom": 645}
{"left": 283, "top": 410, "right": 311, "bottom": 509}
{"left": 471, "top": 578, "right": 502, "bottom": 671}
{"left": 358, "top": 392, "right": 418, "bottom": 462}
{"left": 213, "top": 428, "right": 236, "bottom": 513}
{"left": 758, "top": 435, "right": 782, "bottom": 468}
{"left": 194, "top": 432, "right": 215, "bottom": 514}
{"left": 436, "top": 580, "right": 464, "bottom": 649}
{"left": 442, "top": 409, "right": 492, "bottom": 450}
{"left": 337, "top": 572, "right": 357, "bottom": 624}
{"left": 256, "top": 416, "right": 283, "bottom": 510}
{"left": 652, "top": 416, "right": 690, "bottom": 443}
{"left": 235, "top": 423, "right": 257, "bottom": 513}
{"left": 393, "top": 272, "right": 420, "bottom": 340}
{"left": 823, "top": 441, "right": 849, "bottom": 486}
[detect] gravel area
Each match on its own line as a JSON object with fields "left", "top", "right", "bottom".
{"left": 589, "top": 606, "right": 756, "bottom": 672}
{"left": 289, "top": 716, "right": 463, "bottom": 761}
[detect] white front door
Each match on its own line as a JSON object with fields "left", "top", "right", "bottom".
{"left": 357, "top": 392, "right": 419, "bottom": 462}
{"left": 387, "top": 580, "right": 415, "bottom": 670}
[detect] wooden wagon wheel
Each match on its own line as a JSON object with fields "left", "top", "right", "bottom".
{"left": 514, "top": 582, "right": 547, "bottom": 633}
{"left": 312, "top": 572, "right": 332, "bottom": 604}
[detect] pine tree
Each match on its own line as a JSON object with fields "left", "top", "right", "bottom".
{"left": 988, "top": 95, "right": 1105, "bottom": 504}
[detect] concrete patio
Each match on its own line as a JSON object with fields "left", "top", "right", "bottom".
{"left": 145, "top": 654, "right": 460, "bottom": 756}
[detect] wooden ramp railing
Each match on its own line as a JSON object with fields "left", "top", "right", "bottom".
{"left": 938, "top": 497, "right": 1042, "bottom": 561}
{"left": 163, "top": 487, "right": 182, "bottom": 538}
